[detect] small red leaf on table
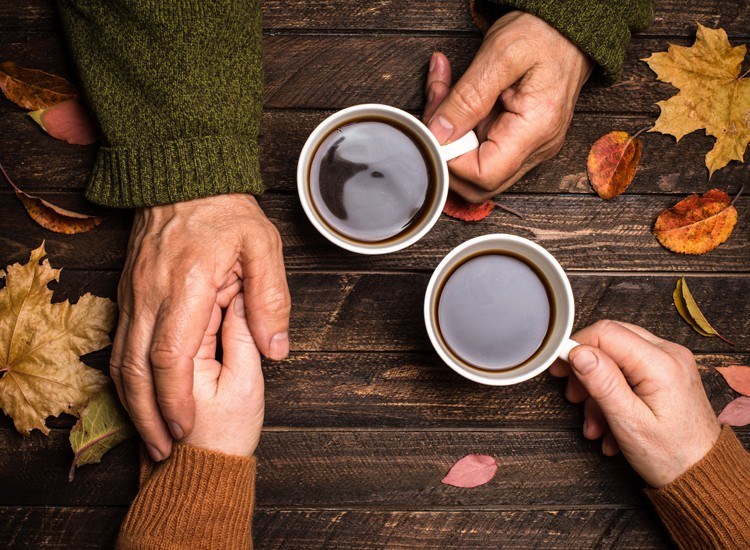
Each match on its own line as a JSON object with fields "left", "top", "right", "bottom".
{"left": 443, "top": 191, "right": 494, "bottom": 221}
{"left": 441, "top": 454, "right": 497, "bottom": 488}
{"left": 0, "top": 61, "right": 79, "bottom": 110}
{"left": 28, "top": 100, "right": 99, "bottom": 145}
{"left": 718, "top": 397, "right": 750, "bottom": 427}
{"left": 587, "top": 130, "right": 644, "bottom": 199}
{"left": 715, "top": 366, "right": 750, "bottom": 396}
{"left": 0, "top": 160, "right": 103, "bottom": 234}
{"left": 653, "top": 188, "right": 738, "bottom": 254}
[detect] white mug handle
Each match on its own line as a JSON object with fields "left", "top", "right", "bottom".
{"left": 439, "top": 131, "right": 480, "bottom": 161}
{"left": 557, "top": 338, "right": 580, "bottom": 363}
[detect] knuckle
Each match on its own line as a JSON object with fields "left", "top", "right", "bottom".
{"left": 149, "top": 343, "right": 184, "bottom": 371}
{"left": 595, "top": 370, "right": 620, "bottom": 402}
{"left": 450, "top": 80, "right": 488, "bottom": 122}
{"left": 592, "top": 319, "right": 618, "bottom": 337}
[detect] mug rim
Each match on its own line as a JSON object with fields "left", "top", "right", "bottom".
{"left": 423, "top": 234, "right": 575, "bottom": 385}
{"left": 297, "top": 103, "right": 450, "bottom": 255}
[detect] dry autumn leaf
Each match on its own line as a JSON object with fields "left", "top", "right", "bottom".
{"left": 653, "top": 189, "right": 738, "bottom": 254}
{"left": 673, "top": 277, "right": 734, "bottom": 345}
{"left": 28, "top": 100, "right": 99, "bottom": 146}
{"left": 0, "top": 61, "right": 79, "bottom": 110}
{"left": 718, "top": 396, "right": 750, "bottom": 427}
{"left": 643, "top": 24, "right": 750, "bottom": 177}
{"left": 441, "top": 454, "right": 497, "bottom": 488}
{"left": 587, "top": 129, "right": 645, "bottom": 199}
{"left": 443, "top": 191, "right": 523, "bottom": 221}
{"left": 69, "top": 389, "right": 134, "bottom": 481}
{"left": 0, "top": 158, "right": 103, "bottom": 234}
{"left": 715, "top": 366, "right": 750, "bottom": 396}
{"left": 0, "top": 243, "right": 115, "bottom": 435}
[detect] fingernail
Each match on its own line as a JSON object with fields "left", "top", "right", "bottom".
{"left": 269, "top": 331, "right": 289, "bottom": 360}
{"left": 146, "top": 443, "right": 162, "bottom": 462}
{"left": 169, "top": 422, "right": 184, "bottom": 440}
{"left": 428, "top": 115, "right": 453, "bottom": 144}
{"left": 571, "top": 349, "right": 598, "bottom": 375}
{"left": 234, "top": 295, "right": 246, "bottom": 317}
{"left": 429, "top": 52, "right": 437, "bottom": 72}
{"left": 427, "top": 87, "right": 435, "bottom": 105}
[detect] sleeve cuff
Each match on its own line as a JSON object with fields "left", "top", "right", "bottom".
{"left": 117, "top": 444, "right": 256, "bottom": 550}
{"left": 471, "top": 0, "right": 654, "bottom": 83}
{"left": 86, "top": 135, "right": 264, "bottom": 208}
{"left": 645, "top": 424, "right": 750, "bottom": 549}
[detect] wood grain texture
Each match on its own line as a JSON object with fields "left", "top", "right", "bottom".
{"left": 4, "top": 108, "right": 745, "bottom": 196}
{"left": 0, "top": 506, "right": 670, "bottom": 549}
{"left": 2, "top": 193, "right": 747, "bottom": 273}
{"left": 3, "top": 0, "right": 749, "bottom": 37}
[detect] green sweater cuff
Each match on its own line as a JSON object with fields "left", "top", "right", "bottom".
{"left": 86, "top": 136, "right": 263, "bottom": 208}
{"left": 476, "top": 0, "right": 654, "bottom": 83}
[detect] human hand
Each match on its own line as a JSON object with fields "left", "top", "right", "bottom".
{"left": 112, "top": 194, "right": 290, "bottom": 461}
{"left": 423, "top": 11, "right": 593, "bottom": 202}
{"left": 182, "top": 293, "right": 264, "bottom": 456}
{"left": 550, "top": 320, "right": 721, "bottom": 488}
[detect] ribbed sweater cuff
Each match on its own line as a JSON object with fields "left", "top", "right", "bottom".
{"left": 477, "top": 0, "right": 651, "bottom": 82}
{"left": 646, "top": 425, "right": 750, "bottom": 549}
{"left": 86, "top": 135, "right": 263, "bottom": 208}
{"left": 117, "top": 444, "right": 256, "bottom": 550}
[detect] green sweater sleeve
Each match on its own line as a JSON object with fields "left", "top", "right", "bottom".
{"left": 58, "top": 0, "right": 264, "bottom": 208}
{"left": 470, "top": 0, "right": 654, "bottom": 83}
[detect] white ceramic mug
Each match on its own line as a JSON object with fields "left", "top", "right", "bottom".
{"left": 297, "top": 104, "right": 479, "bottom": 255}
{"left": 424, "top": 234, "right": 579, "bottom": 385}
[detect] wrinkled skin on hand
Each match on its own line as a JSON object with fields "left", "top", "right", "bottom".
{"left": 551, "top": 320, "right": 721, "bottom": 488}
{"left": 112, "top": 194, "right": 290, "bottom": 461}
{"left": 424, "top": 11, "right": 594, "bottom": 202}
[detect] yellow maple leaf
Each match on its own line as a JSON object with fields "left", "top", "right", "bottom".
{"left": 643, "top": 24, "right": 750, "bottom": 177}
{"left": 0, "top": 243, "right": 115, "bottom": 435}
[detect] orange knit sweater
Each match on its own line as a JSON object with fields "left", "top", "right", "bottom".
{"left": 117, "top": 426, "right": 750, "bottom": 549}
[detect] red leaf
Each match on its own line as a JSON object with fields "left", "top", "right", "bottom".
{"left": 0, "top": 159, "right": 103, "bottom": 234}
{"left": 443, "top": 191, "right": 494, "bottom": 221}
{"left": 441, "top": 454, "right": 497, "bottom": 488}
{"left": 28, "top": 100, "right": 99, "bottom": 145}
{"left": 718, "top": 397, "right": 750, "bottom": 427}
{"left": 0, "top": 61, "right": 78, "bottom": 110}
{"left": 715, "top": 366, "right": 750, "bottom": 396}
{"left": 587, "top": 130, "right": 645, "bottom": 200}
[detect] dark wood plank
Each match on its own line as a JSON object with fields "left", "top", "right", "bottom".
{"left": 0, "top": 31, "right": 724, "bottom": 114}
{"left": 0, "top": 506, "right": 672, "bottom": 549}
{"left": 2, "top": 193, "right": 747, "bottom": 273}
{"left": 1, "top": 427, "right": 747, "bottom": 508}
{"left": 3, "top": 0, "right": 749, "bottom": 37}
{"left": 4, "top": 109, "right": 744, "bottom": 196}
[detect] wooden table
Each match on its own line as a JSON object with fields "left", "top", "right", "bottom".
{"left": 1, "top": 1, "right": 748, "bottom": 547}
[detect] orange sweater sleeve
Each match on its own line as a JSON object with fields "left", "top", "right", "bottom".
{"left": 646, "top": 425, "right": 750, "bottom": 549}
{"left": 117, "top": 444, "right": 256, "bottom": 550}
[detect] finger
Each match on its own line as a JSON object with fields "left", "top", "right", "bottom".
{"left": 150, "top": 284, "right": 216, "bottom": 441}
{"left": 109, "top": 310, "right": 130, "bottom": 412}
{"left": 222, "top": 293, "right": 263, "bottom": 378}
{"left": 565, "top": 375, "right": 589, "bottom": 404}
{"left": 121, "top": 307, "right": 172, "bottom": 461}
{"left": 583, "top": 398, "right": 607, "bottom": 441}
{"left": 428, "top": 44, "right": 527, "bottom": 145}
{"left": 549, "top": 359, "right": 571, "bottom": 378}
{"left": 567, "top": 344, "right": 649, "bottom": 430}
{"left": 197, "top": 301, "right": 224, "bottom": 361}
{"left": 602, "top": 429, "right": 621, "bottom": 457}
{"left": 242, "top": 232, "right": 292, "bottom": 361}
{"left": 610, "top": 321, "right": 665, "bottom": 345}
{"left": 424, "top": 52, "right": 452, "bottom": 123}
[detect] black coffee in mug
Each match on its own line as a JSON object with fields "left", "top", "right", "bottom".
{"left": 308, "top": 118, "right": 437, "bottom": 243}
{"left": 435, "top": 251, "right": 555, "bottom": 371}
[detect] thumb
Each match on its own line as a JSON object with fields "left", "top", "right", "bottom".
{"left": 427, "top": 47, "right": 524, "bottom": 145}
{"left": 568, "top": 345, "right": 645, "bottom": 428}
{"left": 222, "top": 293, "right": 262, "bottom": 377}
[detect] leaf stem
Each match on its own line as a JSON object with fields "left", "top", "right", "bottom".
{"left": 716, "top": 332, "right": 736, "bottom": 347}
{"left": 493, "top": 201, "right": 524, "bottom": 219}
{"left": 740, "top": 68, "right": 750, "bottom": 79}
{"left": 731, "top": 183, "right": 744, "bottom": 206}
{"left": 0, "top": 157, "right": 20, "bottom": 191}
{"left": 631, "top": 124, "right": 653, "bottom": 140}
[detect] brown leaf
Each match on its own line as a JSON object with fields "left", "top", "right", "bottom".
{"left": 443, "top": 191, "right": 494, "bottom": 221}
{"left": 0, "top": 243, "right": 116, "bottom": 435}
{"left": 28, "top": 100, "right": 99, "bottom": 145}
{"left": 673, "top": 277, "right": 734, "bottom": 345}
{"left": 643, "top": 25, "right": 750, "bottom": 177}
{"left": 0, "top": 61, "right": 79, "bottom": 110}
{"left": 715, "top": 366, "right": 750, "bottom": 396}
{"left": 653, "top": 189, "right": 738, "bottom": 254}
{"left": 717, "top": 397, "right": 750, "bottom": 427}
{"left": 587, "top": 129, "right": 645, "bottom": 199}
{"left": 0, "top": 159, "right": 103, "bottom": 234}
{"left": 442, "top": 454, "right": 497, "bottom": 488}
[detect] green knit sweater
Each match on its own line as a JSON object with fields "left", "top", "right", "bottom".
{"left": 59, "top": 0, "right": 653, "bottom": 208}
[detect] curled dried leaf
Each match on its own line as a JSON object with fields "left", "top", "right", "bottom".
{"left": 0, "top": 159, "right": 103, "bottom": 234}
{"left": 673, "top": 277, "right": 734, "bottom": 345}
{"left": 0, "top": 61, "right": 78, "bottom": 110}
{"left": 587, "top": 130, "right": 645, "bottom": 199}
{"left": 654, "top": 189, "right": 738, "bottom": 254}
{"left": 443, "top": 191, "right": 494, "bottom": 222}
{"left": 28, "top": 100, "right": 99, "bottom": 145}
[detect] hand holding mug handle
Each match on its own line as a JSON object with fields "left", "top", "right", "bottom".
{"left": 439, "top": 131, "right": 480, "bottom": 162}
{"left": 557, "top": 339, "right": 580, "bottom": 363}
